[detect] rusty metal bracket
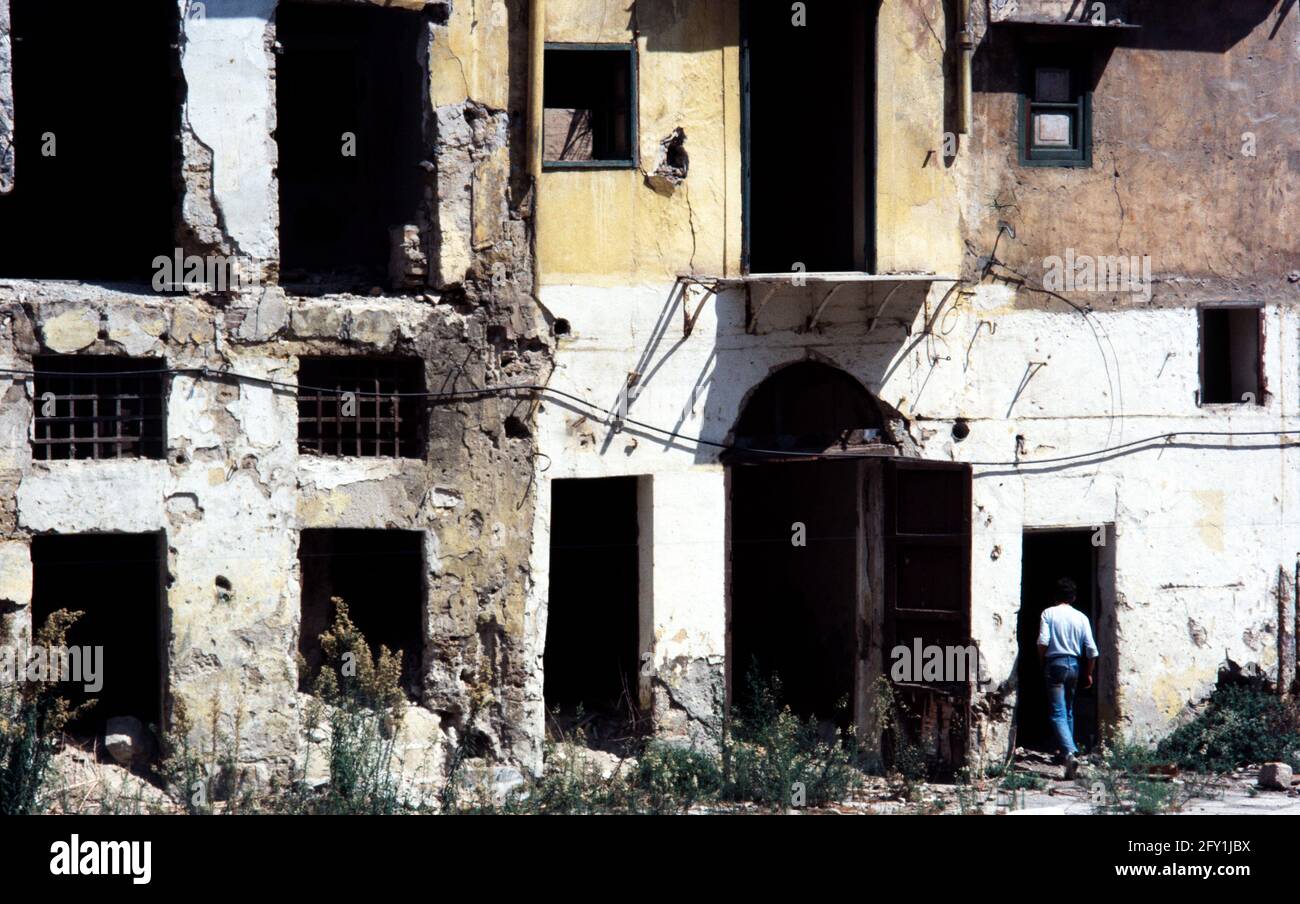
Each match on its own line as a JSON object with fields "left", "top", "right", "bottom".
{"left": 805, "top": 283, "right": 849, "bottom": 333}
{"left": 745, "top": 283, "right": 780, "bottom": 334}
{"left": 866, "top": 281, "right": 906, "bottom": 333}
{"left": 681, "top": 278, "right": 721, "bottom": 337}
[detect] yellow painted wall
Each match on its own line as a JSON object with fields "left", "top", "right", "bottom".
{"left": 537, "top": 0, "right": 960, "bottom": 285}
{"left": 875, "top": 0, "right": 962, "bottom": 276}
{"left": 539, "top": 0, "right": 738, "bottom": 285}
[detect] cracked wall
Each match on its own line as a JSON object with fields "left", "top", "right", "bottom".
{"left": 0, "top": 0, "right": 550, "bottom": 786}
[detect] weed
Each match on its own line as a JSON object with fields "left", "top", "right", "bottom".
{"left": 0, "top": 610, "right": 89, "bottom": 815}
{"left": 1000, "top": 770, "right": 1046, "bottom": 791}
{"left": 718, "top": 671, "right": 859, "bottom": 809}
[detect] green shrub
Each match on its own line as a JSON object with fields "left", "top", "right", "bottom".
{"left": 635, "top": 741, "right": 722, "bottom": 814}
{"left": 244, "top": 599, "right": 412, "bottom": 815}
{"left": 1156, "top": 684, "right": 1300, "bottom": 773}
{"left": 719, "top": 671, "right": 859, "bottom": 809}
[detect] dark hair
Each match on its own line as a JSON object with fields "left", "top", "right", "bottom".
{"left": 1055, "top": 577, "right": 1078, "bottom": 604}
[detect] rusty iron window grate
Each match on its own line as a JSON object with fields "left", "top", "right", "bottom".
{"left": 32, "top": 356, "right": 167, "bottom": 461}
{"left": 297, "top": 357, "right": 426, "bottom": 458}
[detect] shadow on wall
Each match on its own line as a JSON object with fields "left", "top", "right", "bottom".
{"left": 542, "top": 279, "right": 940, "bottom": 466}
{"left": 978, "top": 0, "right": 1288, "bottom": 67}
{"left": 1127, "top": 0, "right": 1292, "bottom": 52}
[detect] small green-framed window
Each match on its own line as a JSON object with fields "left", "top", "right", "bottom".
{"left": 542, "top": 43, "right": 638, "bottom": 170}
{"left": 1018, "top": 52, "right": 1092, "bottom": 168}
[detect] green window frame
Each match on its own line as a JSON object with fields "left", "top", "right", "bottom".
{"left": 542, "top": 42, "right": 638, "bottom": 171}
{"left": 1018, "top": 51, "right": 1092, "bottom": 168}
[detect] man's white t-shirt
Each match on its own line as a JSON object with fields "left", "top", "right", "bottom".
{"left": 1037, "top": 604, "right": 1099, "bottom": 660}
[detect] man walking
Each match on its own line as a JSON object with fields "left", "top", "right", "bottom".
{"left": 1036, "top": 577, "right": 1098, "bottom": 779}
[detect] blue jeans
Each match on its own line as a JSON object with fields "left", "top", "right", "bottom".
{"left": 1045, "top": 656, "right": 1079, "bottom": 757}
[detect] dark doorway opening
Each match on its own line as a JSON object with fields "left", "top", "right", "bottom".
{"left": 1017, "top": 529, "right": 1101, "bottom": 752}
{"left": 276, "top": 2, "right": 426, "bottom": 286}
{"left": 731, "top": 460, "right": 860, "bottom": 727}
{"left": 742, "top": 0, "right": 873, "bottom": 273}
{"left": 544, "top": 477, "right": 642, "bottom": 750}
{"left": 727, "top": 362, "right": 885, "bottom": 728}
{"left": 298, "top": 529, "right": 425, "bottom": 701}
{"left": 0, "top": 0, "right": 180, "bottom": 282}
{"left": 30, "top": 533, "right": 166, "bottom": 741}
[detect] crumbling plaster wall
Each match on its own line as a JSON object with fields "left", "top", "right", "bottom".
{"left": 0, "top": 0, "right": 14, "bottom": 196}
{"left": 959, "top": 0, "right": 1300, "bottom": 309}
{"left": 0, "top": 0, "right": 550, "bottom": 781}
{"left": 534, "top": 275, "right": 1300, "bottom": 751}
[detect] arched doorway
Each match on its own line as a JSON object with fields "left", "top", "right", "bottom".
{"left": 727, "top": 362, "right": 883, "bottom": 727}
{"left": 727, "top": 362, "right": 975, "bottom": 770}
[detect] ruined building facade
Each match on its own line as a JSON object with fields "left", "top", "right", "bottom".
{"left": 527, "top": 0, "right": 1300, "bottom": 768}
{"left": 1, "top": 0, "right": 1298, "bottom": 786}
{"left": 0, "top": 0, "right": 549, "bottom": 786}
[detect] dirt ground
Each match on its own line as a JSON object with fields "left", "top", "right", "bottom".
{"left": 817, "top": 750, "right": 1300, "bottom": 816}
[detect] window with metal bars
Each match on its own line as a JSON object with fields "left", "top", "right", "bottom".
{"left": 32, "top": 356, "right": 167, "bottom": 461}
{"left": 297, "top": 357, "right": 426, "bottom": 458}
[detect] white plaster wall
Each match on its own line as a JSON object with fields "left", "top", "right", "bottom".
{"left": 179, "top": 0, "right": 280, "bottom": 261}
{"left": 533, "top": 279, "right": 1300, "bottom": 743}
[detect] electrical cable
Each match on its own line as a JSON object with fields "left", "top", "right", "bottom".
{"left": 5, "top": 366, "right": 1300, "bottom": 469}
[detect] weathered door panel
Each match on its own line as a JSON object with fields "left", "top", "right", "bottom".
{"left": 882, "top": 460, "right": 974, "bottom": 773}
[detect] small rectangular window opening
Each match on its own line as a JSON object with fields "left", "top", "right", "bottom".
{"left": 32, "top": 356, "right": 167, "bottom": 461}
{"left": 542, "top": 45, "right": 637, "bottom": 168}
{"left": 297, "top": 357, "right": 427, "bottom": 458}
{"left": 1200, "top": 306, "right": 1263, "bottom": 406}
{"left": 1020, "top": 50, "right": 1091, "bottom": 168}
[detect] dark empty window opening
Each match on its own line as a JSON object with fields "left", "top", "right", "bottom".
{"left": 298, "top": 529, "right": 425, "bottom": 701}
{"left": 31, "top": 533, "right": 166, "bottom": 743}
{"left": 545, "top": 477, "right": 643, "bottom": 750}
{"left": 1200, "top": 306, "right": 1263, "bottom": 405}
{"left": 0, "top": 1, "right": 179, "bottom": 281}
{"left": 276, "top": 2, "right": 426, "bottom": 285}
{"left": 1019, "top": 50, "right": 1092, "bottom": 168}
{"left": 32, "top": 356, "right": 167, "bottom": 461}
{"left": 297, "top": 357, "right": 427, "bottom": 458}
{"left": 542, "top": 45, "right": 636, "bottom": 168}
{"left": 743, "top": 0, "right": 873, "bottom": 273}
